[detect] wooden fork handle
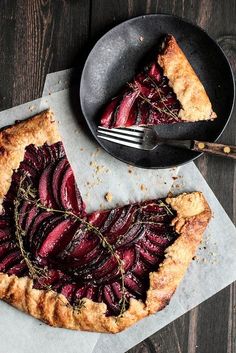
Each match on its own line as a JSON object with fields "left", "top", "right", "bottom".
{"left": 192, "top": 141, "right": 236, "bottom": 159}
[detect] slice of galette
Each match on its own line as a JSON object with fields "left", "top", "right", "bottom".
{"left": 100, "top": 34, "right": 216, "bottom": 128}
{"left": 0, "top": 110, "right": 211, "bottom": 333}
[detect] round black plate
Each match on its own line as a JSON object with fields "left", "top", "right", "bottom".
{"left": 80, "top": 14, "right": 235, "bottom": 168}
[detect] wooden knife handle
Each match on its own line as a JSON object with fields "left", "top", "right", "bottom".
{"left": 192, "top": 141, "right": 236, "bottom": 159}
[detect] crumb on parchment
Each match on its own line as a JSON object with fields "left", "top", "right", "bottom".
{"left": 105, "top": 192, "right": 113, "bottom": 202}
{"left": 140, "top": 184, "right": 147, "bottom": 191}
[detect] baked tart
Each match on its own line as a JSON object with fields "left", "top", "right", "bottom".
{"left": 100, "top": 35, "right": 216, "bottom": 128}
{"left": 0, "top": 110, "right": 211, "bottom": 332}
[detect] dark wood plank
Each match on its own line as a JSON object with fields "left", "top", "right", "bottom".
{"left": 0, "top": 1, "right": 235, "bottom": 352}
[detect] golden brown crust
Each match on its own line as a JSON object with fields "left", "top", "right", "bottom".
{"left": 0, "top": 110, "right": 61, "bottom": 209}
{"left": 0, "top": 188, "right": 211, "bottom": 332}
{"left": 158, "top": 35, "right": 217, "bottom": 122}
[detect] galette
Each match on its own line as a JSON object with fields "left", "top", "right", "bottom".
{"left": 100, "top": 34, "right": 216, "bottom": 128}
{"left": 0, "top": 110, "right": 211, "bottom": 333}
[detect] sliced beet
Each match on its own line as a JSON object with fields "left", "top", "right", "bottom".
{"left": 146, "top": 231, "right": 171, "bottom": 247}
{"left": 0, "top": 228, "right": 11, "bottom": 242}
{"left": 0, "top": 250, "right": 22, "bottom": 272}
{"left": 111, "top": 282, "right": 122, "bottom": 301}
{"left": 101, "top": 96, "right": 120, "bottom": 128}
{"left": 148, "top": 63, "right": 162, "bottom": 82}
{"left": 37, "top": 218, "right": 76, "bottom": 258}
{"left": 132, "top": 259, "right": 149, "bottom": 277}
{"left": 124, "top": 273, "right": 144, "bottom": 296}
{"left": 88, "top": 210, "right": 109, "bottom": 228}
{"left": 27, "top": 211, "right": 53, "bottom": 248}
{"left": 18, "top": 201, "right": 31, "bottom": 230}
{"left": 19, "top": 161, "right": 38, "bottom": 179}
{"left": 114, "top": 90, "right": 139, "bottom": 128}
{"left": 75, "top": 286, "right": 87, "bottom": 300}
{"left": 60, "top": 283, "right": 77, "bottom": 302}
{"left": 120, "top": 247, "right": 136, "bottom": 272}
{"left": 139, "top": 247, "right": 159, "bottom": 266}
{"left": 103, "top": 285, "right": 120, "bottom": 315}
{"left": 60, "top": 165, "right": 84, "bottom": 215}
{"left": 141, "top": 238, "right": 163, "bottom": 256}
{"left": 0, "top": 242, "right": 16, "bottom": 259}
{"left": 24, "top": 206, "right": 39, "bottom": 233}
{"left": 99, "top": 208, "right": 123, "bottom": 234}
{"left": 89, "top": 255, "right": 118, "bottom": 280}
{"left": 39, "top": 164, "right": 57, "bottom": 208}
{"left": 52, "top": 158, "right": 68, "bottom": 207}
{"left": 24, "top": 145, "right": 44, "bottom": 170}
{"left": 7, "top": 261, "right": 27, "bottom": 276}
{"left": 68, "top": 235, "right": 99, "bottom": 259}
{"left": 85, "top": 285, "right": 97, "bottom": 300}
{"left": 106, "top": 205, "right": 136, "bottom": 240}
{"left": 116, "top": 224, "right": 145, "bottom": 248}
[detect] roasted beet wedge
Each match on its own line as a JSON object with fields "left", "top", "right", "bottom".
{"left": 100, "top": 60, "right": 181, "bottom": 128}
{"left": 0, "top": 139, "right": 181, "bottom": 317}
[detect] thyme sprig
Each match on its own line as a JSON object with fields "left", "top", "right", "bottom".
{"left": 14, "top": 176, "right": 128, "bottom": 316}
{"left": 128, "top": 75, "right": 179, "bottom": 121}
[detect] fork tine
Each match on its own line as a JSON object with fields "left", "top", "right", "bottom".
{"left": 98, "top": 126, "right": 145, "bottom": 137}
{"left": 97, "top": 134, "right": 143, "bottom": 149}
{"left": 97, "top": 129, "right": 142, "bottom": 143}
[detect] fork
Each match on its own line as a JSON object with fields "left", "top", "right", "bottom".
{"left": 97, "top": 126, "right": 236, "bottom": 159}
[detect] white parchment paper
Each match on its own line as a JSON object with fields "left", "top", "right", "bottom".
{"left": 0, "top": 71, "right": 235, "bottom": 353}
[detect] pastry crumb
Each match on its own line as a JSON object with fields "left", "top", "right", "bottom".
{"left": 140, "top": 184, "right": 147, "bottom": 191}
{"left": 80, "top": 148, "right": 84, "bottom": 151}
{"left": 105, "top": 192, "right": 113, "bottom": 202}
{"left": 139, "top": 36, "right": 144, "bottom": 42}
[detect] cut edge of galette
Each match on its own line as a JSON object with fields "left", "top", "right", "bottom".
{"left": 100, "top": 34, "right": 217, "bottom": 128}
{"left": 0, "top": 110, "right": 211, "bottom": 333}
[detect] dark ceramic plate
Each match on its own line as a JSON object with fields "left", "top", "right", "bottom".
{"left": 80, "top": 14, "right": 235, "bottom": 168}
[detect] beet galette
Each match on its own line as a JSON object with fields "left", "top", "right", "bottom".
{"left": 100, "top": 35, "right": 216, "bottom": 128}
{"left": 0, "top": 110, "right": 211, "bottom": 333}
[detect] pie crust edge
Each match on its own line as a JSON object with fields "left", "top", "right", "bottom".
{"left": 0, "top": 112, "right": 212, "bottom": 333}
{"left": 158, "top": 35, "right": 217, "bottom": 122}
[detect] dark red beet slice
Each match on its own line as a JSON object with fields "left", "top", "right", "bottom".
{"left": 60, "top": 165, "right": 84, "bottom": 215}
{"left": 19, "top": 161, "right": 38, "bottom": 179}
{"left": 75, "top": 286, "right": 87, "bottom": 300}
{"left": 85, "top": 285, "right": 97, "bottom": 300}
{"left": 148, "top": 63, "right": 162, "bottom": 82}
{"left": 88, "top": 210, "right": 109, "bottom": 228}
{"left": 7, "top": 261, "right": 27, "bottom": 276}
{"left": 120, "top": 247, "right": 136, "bottom": 272}
{"left": 103, "top": 285, "right": 120, "bottom": 315}
{"left": 99, "top": 208, "right": 123, "bottom": 233}
{"left": 68, "top": 235, "right": 99, "bottom": 259}
{"left": 132, "top": 259, "right": 149, "bottom": 277}
{"left": 39, "top": 164, "right": 57, "bottom": 208}
{"left": 0, "top": 228, "right": 11, "bottom": 242}
{"left": 101, "top": 97, "right": 120, "bottom": 128}
{"left": 27, "top": 212, "right": 52, "bottom": 248}
{"left": 24, "top": 206, "right": 39, "bottom": 232}
{"left": 52, "top": 158, "right": 68, "bottom": 207}
{"left": 33, "top": 269, "right": 66, "bottom": 289}
{"left": 139, "top": 247, "right": 159, "bottom": 266}
{"left": 141, "top": 238, "right": 163, "bottom": 255}
{"left": 146, "top": 231, "right": 171, "bottom": 247}
{"left": 0, "top": 250, "right": 22, "bottom": 272}
{"left": 61, "top": 283, "right": 77, "bottom": 302}
{"left": 90, "top": 255, "right": 119, "bottom": 280}
{"left": 106, "top": 205, "right": 136, "bottom": 241}
{"left": 114, "top": 90, "right": 139, "bottom": 128}
{"left": 18, "top": 201, "right": 31, "bottom": 230}
{"left": 0, "top": 219, "right": 9, "bottom": 228}
{"left": 37, "top": 218, "right": 77, "bottom": 258}
{"left": 24, "top": 145, "right": 44, "bottom": 170}
{"left": 0, "top": 242, "right": 16, "bottom": 259}
{"left": 111, "top": 282, "right": 122, "bottom": 301}
{"left": 124, "top": 273, "right": 144, "bottom": 296}
{"left": 116, "top": 224, "right": 145, "bottom": 248}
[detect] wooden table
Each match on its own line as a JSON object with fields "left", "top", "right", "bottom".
{"left": 0, "top": 1, "right": 235, "bottom": 352}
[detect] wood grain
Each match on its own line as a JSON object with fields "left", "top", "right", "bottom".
{"left": 0, "top": 1, "right": 235, "bottom": 352}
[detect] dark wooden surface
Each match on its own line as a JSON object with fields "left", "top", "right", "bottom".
{"left": 0, "top": 1, "right": 235, "bottom": 352}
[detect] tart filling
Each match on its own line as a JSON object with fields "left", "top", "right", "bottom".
{"left": 100, "top": 35, "right": 216, "bottom": 128}
{"left": 0, "top": 111, "right": 212, "bottom": 332}
{"left": 0, "top": 141, "right": 179, "bottom": 316}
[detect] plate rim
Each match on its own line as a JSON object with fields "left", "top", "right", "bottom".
{"left": 80, "top": 13, "right": 235, "bottom": 169}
